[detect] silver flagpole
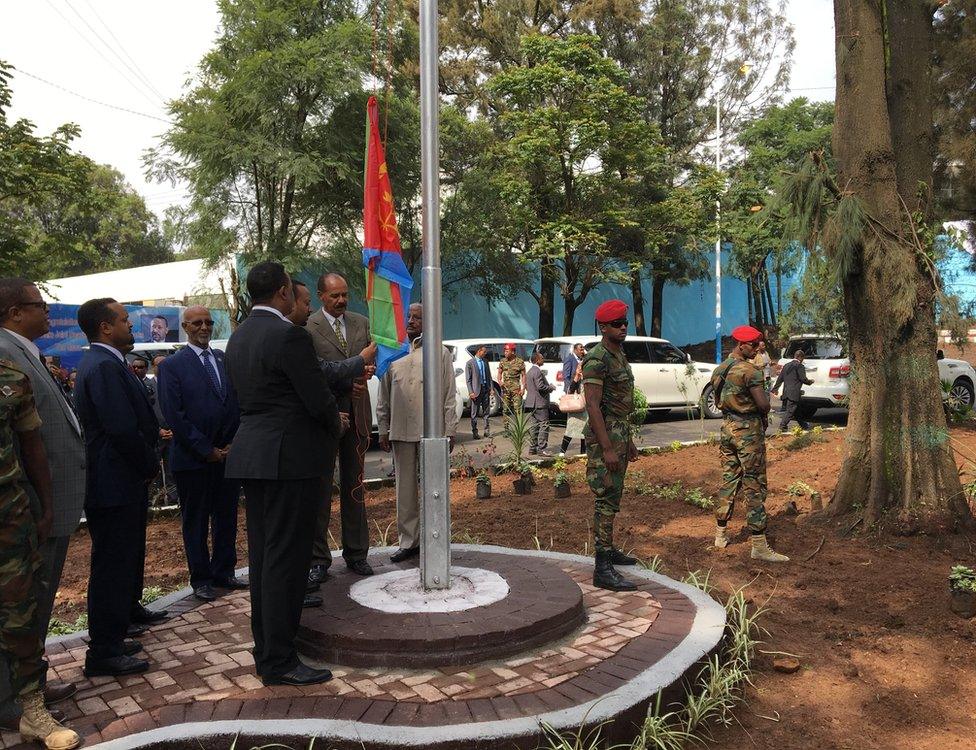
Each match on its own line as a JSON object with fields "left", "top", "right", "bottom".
{"left": 418, "top": 0, "right": 450, "bottom": 590}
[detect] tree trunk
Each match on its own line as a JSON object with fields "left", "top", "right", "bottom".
{"left": 563, "top": 298, "right": 578, "bottom": 336}
{"left": 751, "top": 273, "right": 763, "bottom": 328}
{"left": 746, "top": 276, "right": 754, "bottom": 324}
{"left": 631, "top": 270, "right": 647, "bottom": 336}
{"left": 827, "top": 0, "right": 971, "bottom": 532}
{"left": 649, "top": 274, "right": 666, "bottom": 338}
{"left": 763, "top": 268, "right": 776, "bottom": 327}
{"left": 538, "top": 261, "right": 556, "bottom": 337}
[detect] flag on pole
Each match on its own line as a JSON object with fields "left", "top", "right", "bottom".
{"left": 362, "top": 95, "right": 413, "bottom": 378}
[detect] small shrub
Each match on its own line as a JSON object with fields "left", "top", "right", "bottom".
{"left": 669, "top": 440, "right": 683, "bottom": 452}
{"left": 949, "top": 565, "right": 976, "bottom": 593}
{"left": 784, "top": 431, "right": 827, "bottom": 452}
{"left": 653, "top": 481, "right": 685, "bottom": 502}
{"left": 476, "top": 470, "right": 491, "bottom": 486}
{"left": 554, "top": 470, "right": 570, "bottom": 487}
{"left": 637, "top": 555, "right": 665, "bottom": 574}
{"left": 48, "top": 614, "right": 88, "bottom": 637}
{"left": 786, "top": 480, "right": 816, "bottom": 497}
{"left": 683, "top": 488, "right": 713, "bottom": 510}
{"left": 141, "top": 586, "right": 165, "bottom": 605}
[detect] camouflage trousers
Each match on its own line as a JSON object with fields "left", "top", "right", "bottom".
{"left": 715, "top": 416, "right": 768, "bottom": 533}
{"left": 501, "top": 390, "right": 522, "bottom": 416}
{"left": 586, "top": 420, "right": 631, "bottom": 553}
{"left": 0, "top": 489, "right": 43, "bottom": 698}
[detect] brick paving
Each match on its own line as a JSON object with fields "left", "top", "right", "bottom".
{"left": 0, "top": 554, "right": 698, "bottom": 749}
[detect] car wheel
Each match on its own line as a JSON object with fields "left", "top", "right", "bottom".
{"left": 795, "top": 403, "right": 818, "bottom": 420}
{"left": 700, "top": 385, "right": 723, "bottom": 419}
{"left": 951, "top": 378, "right": 975, "bottom": 408}
{"left": 489, "top": 385, "right": 502, "bottom": 416}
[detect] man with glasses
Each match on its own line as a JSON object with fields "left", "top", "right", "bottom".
{"left": 582, "top": 300, "right": 639, "bottom": 592}
{"left": 157, "top": 307, "right": 245, "bottom": 602}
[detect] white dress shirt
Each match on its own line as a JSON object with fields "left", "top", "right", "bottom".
{"left": 251, "top": 305, "right": 290, "bottom": 323}
{"left": 92, "top": 342, "right": 126, "bottom": 363}
{"left": 2, "top": 327, "right": 40, "bottom": 361}
{"left": 187, "top": 342, "right": 221, "bottom": 387}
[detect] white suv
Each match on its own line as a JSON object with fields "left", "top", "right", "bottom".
{"left": 444, "top": 339, "right": 537, "bottom": 416}
{"left": 533, "top": 336, "right": 722, "bottom": 418}
{"left": 781, "top": 335, "right": 976, "bottom": 418}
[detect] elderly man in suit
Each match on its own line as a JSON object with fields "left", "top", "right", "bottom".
{"left": 771, "top": 349, "right": 815, "bottom": 432}
{"left": 74, "top": 298, "right": 162, "bottom": 677}
{"left": 157, "top": 306, "right": 244, "bottom": 603}
{"left": 305, "top": 273, "right": 376, "bottom": 582}
{"left": 0, "top": 278, "right": 85, "bottom": 722}
{"left": 465, "top": 344, "right": 492, "bottom": 439}
{"left": 377, "top": 303, "right": 458, "bottom": 563}
{"left": 224, "top": 262, "right": 344, "bottom": 686}
{"left": 525, "top": 351, "right": 556, "bottom": 456}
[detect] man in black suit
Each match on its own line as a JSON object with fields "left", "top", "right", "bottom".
{"left": 74, "top": 298, "right": 162, "bottom": 677}
{"left": 224, "top": 262, "right": 345, "bottom": 686}
{"left": 772, "top": 350, "right": 815, "bottom": 431}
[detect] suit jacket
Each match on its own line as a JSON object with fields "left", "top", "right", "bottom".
{"left": 142, "top": 376, "right": 167, "bottom": 428}
{"left": 562, "top": 354, "right": 580, "bottom": 393}
{"left": 224, "top": 309, "right": 342, "bottom": 480}
{"left": 465, "top": 356, "right": 491, "bottom": 399}
{"left": 157, "top": 346, "right": 240, "bottom": 473}
{"left": 0, "top": 329, "right": 85, "bottom": 537}
{"left": 74, "top": 345, "right": 160, "bottom": 510}
{"left": 524, "top": 364, "right": 556, "bottom": 409}
{"left": 306, "top": 309, "right": 371, "bottom": 436}
{"left": 376, "top": 339, "right": 458, "bottom": 442}
{"left": 773, "top": 359, "right": 813, "bottom": 401}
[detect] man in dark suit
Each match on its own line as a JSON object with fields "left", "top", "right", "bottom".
{"left": 772, "top": 350, "right": 815, "bottom": 431}
{"left": 158, "top": 306, "right": 244, "bottom": 603}
{"left": 0, "top": 278, "right": 85, "bottom": 718}
{"left": 305, "top": 273, "right": 375, "bottom": 582}
{"left": 74, "top": 298, "right": 162, "bottom": 677}
{"left": 525, "top": 351, "right": 556, "bottom": 456}
{"left": 224, "top": 262, "right": 344, "bottom": 686}
{"left": 131, "top": 357, "right": 177, "bottom": 506}
{"left": 465, "top": 344, "right": 492, "bottom": 439}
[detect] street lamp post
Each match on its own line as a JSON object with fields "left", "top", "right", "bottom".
{"left": 714, "top": 94, "right": 722, "bottom": 365}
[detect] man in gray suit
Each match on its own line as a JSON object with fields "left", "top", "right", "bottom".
{"left": 465, "top": 345, "right": 492, "bottom": 439}
{"left": 525, "top": 351, "right": 556, "bottom": 456}
{"left": 305, "top": 273, "right": 376, "bottom": 582}
{"left": 772, "top": 350, "right": 815, "bottom": 431}
{"left": 0, "top": 278, "right": 85, "bottom": 722}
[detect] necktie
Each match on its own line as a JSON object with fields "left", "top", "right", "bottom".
{"left": 201, "top": 350, "right": 224, "bottom": 398}
{"left": 334, "top": 318, "right": 348, "bottom": 354}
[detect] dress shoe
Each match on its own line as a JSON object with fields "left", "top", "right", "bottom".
{"left": 390, "top": 546, "right": 420, "bottom": 563}
{"left": 194, "top": 584, "right": 218, "bottom": 602}
{"left": 130, "top": 604, "right": 168, "bottom": 624}
{"left": 308, "top": 564, "right": 330, "bottom": 585}
{"left": 83, "top": 654, "right": 149, "bottom": 678}
{"left": 126, "top": 624, "right": 148, "bottom": 638}
{"left": 302, "top": 594, "right": 323, "bottom": 608}
{"left": 0, "top": 709, "right": 66, "bottom": 731}
{"left": 263, "top": 662, "right": 333, "bottom": 687}
{"left": 305, "top": 577, "right": 320, "bottom": 594}
{"left": 472, "top": 430, "right": 480, "bottom": 440}
{"left": 213, "top": 576, "right": 249, "bottom": 590}
{"left": 346, "top": 559, "right": 374, "bottom": 576}
{"left": 42, "top": 682, "right": 76, "bottom": 706}
{"left": 122, "top": 639, "right": 144, "bottom": 656}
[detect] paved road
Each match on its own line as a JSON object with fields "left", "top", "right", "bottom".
{"left": 362, "top": 406, "right": 848, "bottom": 481}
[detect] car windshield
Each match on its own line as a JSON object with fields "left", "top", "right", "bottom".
{"left": 785, "top": 338, "right": 846, "bottom": 359}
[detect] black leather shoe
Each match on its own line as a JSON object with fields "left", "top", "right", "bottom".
{"left": 472, "top": 430, "right": 480, "bottom": 440}
{"left": 213, "top": 576, "right": 249, "bottom": 590}
{"left": 126, "top": 623, "right": 148, "bottom": 637}
{"left": 263, "top": 662, "right": 333, "bottom": 686}
{"left": 346, "top": 559, "right": 374, "bottom": 576}
{"left": 83, "top": 654, "right": 149, "bottom": 678}
{"left": 303, "top": 594, "right": 323, "bottom": 608}
{"left": 390, "top": 546, "right": 420, "bottom": 563}
{"left": 194, "top": 584, "right": 218, "bottom": 602}
{"left": 592, "top": 551, "right": 637, "bottom": 592}
{"left": 306, "top": 577, "right": 320, "bottom": 594}
{"left": 308, "top": 564, "right": 330, "bottom": 586}
{"left": 609, "top": 548, "right": 638, "bottom": 566}
{"left": 43, "top": 681, "right": 77, "bottom": 706}
{"left": 123, "top": 639, "right": 144, "bottom": 656}
{"left": 131, "top": 604, "right": 168, "bottom": 624}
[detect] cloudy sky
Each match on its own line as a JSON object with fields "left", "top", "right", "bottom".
{"left": 0, "top": 0, "right": 836, "bottom": 220}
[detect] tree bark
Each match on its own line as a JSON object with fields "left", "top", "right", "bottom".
{"left": 827, "top": 0, "right": 971, "bottom": 532}
{"left": 650, "top": 274, "right": 666, "bottom": 338}
{"left": 631, "top": 270, "right": 647, "bottom": 336}
{"left": 538, "top": 261, "right": 556, "bottom": 337}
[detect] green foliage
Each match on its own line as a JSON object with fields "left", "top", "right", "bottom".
{"left": 631, "top": 387, "right": 649, "bottom": 426}
{"left": 140, "top": 586, "right": 165, "bottom": 605}
{"left": 683, "top": 488, "right": 713, "bottom": 510}
{"left": 553, "top": 470, "right": 570, "bottom": 487}
{"left": 452, "top": 529, "right": 484, "bottom": 545}
{"left": 637, "top": 555, "right": 665, "bottom": 574}
{"left": 47, "top": 614, "right": 88, "bottom": 637}
{"left": 784, "top": 430, "right": 827, "bottom": 452}
{"left": 668, "top": 440, "right": 683, "bottom": 452}
{"left": 949, "top": 565, "right": 976, "bottom": 593}
{"left": 786, "top": 480, "right": 815, "bottom": 497}
{"left": 681, "top": 569, "right": 713, "bottom": 593}
{"left": 503, "top": 406, "right": 532, "bottom": 468}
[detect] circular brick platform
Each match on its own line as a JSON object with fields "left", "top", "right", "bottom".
{"left": 0, "top": 547, "right": 725, "bottom": 750}
{"left": 297, "top": 550, "right": 586, "bottom": 667}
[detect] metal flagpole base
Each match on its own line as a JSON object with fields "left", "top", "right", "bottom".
{"left": 420, "top": 436, "right": 451, "bottom": 590}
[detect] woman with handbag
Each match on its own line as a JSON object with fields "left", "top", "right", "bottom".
{"left": 559, "top": 345, "right": 588, "bottom": 456}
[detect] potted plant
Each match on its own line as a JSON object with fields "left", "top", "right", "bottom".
{"left": 512, "top": 461, "right": 534, "bottom": 495}
{"left": 476, "top": 470, "right": 492, "bottom": 500}
{"left": 553, "top": 470, "right": 571, "bottom": 498}
{"left": 949, "top": 565, "right": 976, "bottom": 618}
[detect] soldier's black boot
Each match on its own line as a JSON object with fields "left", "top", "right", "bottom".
{"left": 593, "top": 551, "right": 637, "bottom": 592}
{"left": 609, "top": 548, "right": 637, "bottom": 566}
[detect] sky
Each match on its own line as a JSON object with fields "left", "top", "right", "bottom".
{"left": 0, "top": 0, "right": 836, "bottom": 221}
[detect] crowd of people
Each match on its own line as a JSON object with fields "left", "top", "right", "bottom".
{"left": 0, "top": 266, "right": 789, "bottom": 749}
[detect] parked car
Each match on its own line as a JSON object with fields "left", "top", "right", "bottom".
{"left": 533, "top": 336, "right": 721, "bottom": 418}
{"left": 444, "top": 339, "right": 537, "bottom": 416}
{"left": 780, "top": 334, "right": 976, "bottom": 419}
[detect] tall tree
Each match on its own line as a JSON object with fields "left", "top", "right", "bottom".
{"left": 781, "top": 0, "right": 971, "bottom": 531}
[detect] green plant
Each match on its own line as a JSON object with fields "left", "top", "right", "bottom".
{"left": 372, "top": 519, "right": 395, "bottom": 547}
{"left": 683, "top": 488, "right": 713, "bottom": 510}
{"left": 949, "top": 565, "right": 976, "bottom": 592}
{"left": 452, "top": 529, "right": 484, "bottom": 545}
{"left": 554, "top": 470, "right": 570, "bottom": 487}
{"left": 140, "top": 586, "right": 165, "bottom": 605}
{"left": 47, "top": 614, "right": 88, "bottom": 637}
{"left": 681, "top": 569, "right": 713, "bottom": 594}
{"left": 532, "top": 518, "right": 554, "bottom": 551}
{"left": 669, "top": 440, "right": 683, "bottom": 453}
{"left": 784, "top": 430, "right": 827, "bottom": 452}
{"left": 653, "top": 481, "right": 685, "bottom": 502}
{"left": 476, "top": 470, "right": 491, "bottom": 486}
{"left": 637, "top": 555, "right": 665, "bottom": 574}
{"left": 504, "top": 406, "right": 532, "bottom": 469}
{"left": 626, "top": 470, "right": 655, "bottom": 496}
{"left": 786, "top": 480, "right": 816, "bottom": 497}
{"left": 631, "top": 387, "right": 649, "bottom": 436}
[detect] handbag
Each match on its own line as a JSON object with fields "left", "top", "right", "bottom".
{"left": 558, "top": 392, "right": 586, "bottom": 414}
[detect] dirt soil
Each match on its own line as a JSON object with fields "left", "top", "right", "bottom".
{"left": 53, "top": 427, "right": 976, "bottom": 750}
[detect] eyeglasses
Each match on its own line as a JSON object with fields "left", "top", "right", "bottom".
{"left": 604, "top": 319, "right": 628, "bottom": 328}
{"left": 186, "top": 319, "right": 214, "bottom": 328}
{"left": 19, "top": 301, "right": 48, "bottom": 311}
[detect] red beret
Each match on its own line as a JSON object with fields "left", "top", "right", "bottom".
{"left": 731, "top": 325, "right": 763, "bottom": 343}
{"left": 504, "top": 343, "right": 516, "bottom": 351}
{"left": 595, "top": 299, "right": 629, "bottom": 323}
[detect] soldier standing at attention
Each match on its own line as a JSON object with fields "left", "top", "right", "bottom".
{"left": 712, "top": 325, "right": 788, "bottom": 562}
{"left": 0, "top": 360, "right": 80, "bottom": 749}
{"left": 495, "top": 343, "right": 526, "bottom": 426}
{"left": 583, "top": 300, "right": 639, "bottom": 592}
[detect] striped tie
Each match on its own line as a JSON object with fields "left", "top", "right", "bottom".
{"left": 201, "top": 350, "right": 224, "bottom": 398}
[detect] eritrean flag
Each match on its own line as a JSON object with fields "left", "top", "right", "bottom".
{"left": 362, "top": 95, "right": 413, "bottom": 378}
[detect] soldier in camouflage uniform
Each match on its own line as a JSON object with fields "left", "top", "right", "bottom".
{"left": 711, "top": 326, "right": 788, "bottom": 562}
{"left": 496, "top": 343, "right": 525, "bottom": 424}
{"left": 0, "top": 361, "right": 80, "bottom": 749}
{"left": 583, "top": 300, "right": 639, "bottom": 591}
